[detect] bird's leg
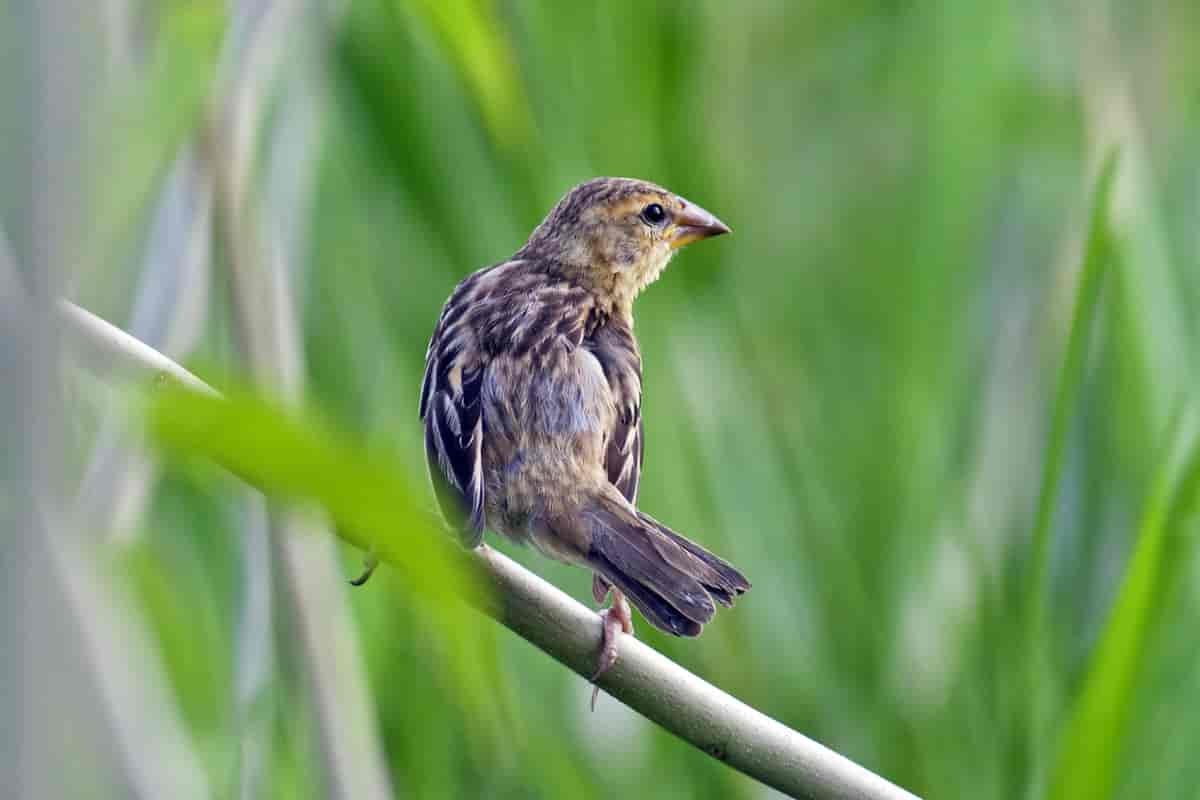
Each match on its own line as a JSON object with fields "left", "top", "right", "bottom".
{"left": 591, "top": 585, "right": 634, "bottom": 710}
{"left": 348, "top": 550, "right": 379, "bottom": 587}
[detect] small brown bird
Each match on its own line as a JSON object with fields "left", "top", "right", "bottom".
{"left": 416, "top": 177, "right": 749, "bottom": 692}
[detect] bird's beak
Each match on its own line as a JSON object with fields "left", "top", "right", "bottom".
{"left": 669, "top": 199, "right": 732, "bottom": 250}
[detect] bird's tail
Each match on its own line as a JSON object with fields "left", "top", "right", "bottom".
{"left": 583, "top": 487, "right": 750, "bottom": 637}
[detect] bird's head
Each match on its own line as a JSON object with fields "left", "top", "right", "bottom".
{"left": 518, "top": 177, "right": 731, "bottom": 311}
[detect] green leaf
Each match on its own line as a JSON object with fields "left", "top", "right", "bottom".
{"left": 1026, "top": 152, "right": 1119, "bottom": 648}
{"left": 144, "top": 385, "right": 510, "bottom": 737}
{"left": 1021, "top": 151, "right": 1118, "bottom": 785}
{"left": 1048, "top": 408, "right": 1200, "bottom": 800}
{"left": 400, "top": 0, "right": 535, "bottom": 152}
{"left": 82, "top": 1, "right": 226, "bottom": 286}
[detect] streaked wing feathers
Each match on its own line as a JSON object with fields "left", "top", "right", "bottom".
{"left": 420, "top": 260, "right": 597, "bottom": 545}
{"left": 420, "top": 269, "right": 497, "bottom": 545}
{"left": 590, "top": 319, "right": 644, "bottom": 503}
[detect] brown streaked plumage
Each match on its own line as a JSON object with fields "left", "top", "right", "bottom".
{"left": 416, "top": 177, "right": 750, "bottom": 694}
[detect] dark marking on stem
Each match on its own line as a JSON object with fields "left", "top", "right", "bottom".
{"left": 705, "top": 742, "right": 728, "bottom": 761}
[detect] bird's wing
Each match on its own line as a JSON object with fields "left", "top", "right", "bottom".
{"left": 606, "top": 410, "right": 643, "bottom": 503}
{"left": 590, "top": 319, "right": 644, "bottom": 503}
{"left": 420, "top": 261, "right": 594, "bottom": 545}
{"left": 419, "top": 268, "right": 497, "bottom": 546}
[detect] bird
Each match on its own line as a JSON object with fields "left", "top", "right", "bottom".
{"left": 362, "top": 177, "right": 750, "bottom": 700}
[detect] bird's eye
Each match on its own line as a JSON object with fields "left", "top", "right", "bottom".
{"left": 640, "top": 203, "right": 667, "bottom": 225}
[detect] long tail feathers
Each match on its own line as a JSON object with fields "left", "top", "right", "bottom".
{"left": 583, "top": 489, "right": 750, "bottom": 638}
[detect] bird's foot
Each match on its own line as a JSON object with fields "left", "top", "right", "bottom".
{"left": 348, "top": 551, "right": 379, "bottom": 586}
{"left": 590, "top": 588, "right": 634, "bottom": 711}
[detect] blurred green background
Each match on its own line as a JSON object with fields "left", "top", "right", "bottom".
{"left": 4, "top": 1, "right": 1200, "bottom": 798}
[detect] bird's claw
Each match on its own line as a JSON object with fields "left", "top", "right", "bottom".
{"left": 348, "top": 552, "right": 379, "bottom": 586}
{"left": 590, "top": 590, "right": 634, "bottom": 711}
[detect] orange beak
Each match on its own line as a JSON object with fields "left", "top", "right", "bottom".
{"left": 669, "top": 198, "right": 731, "bottom": 250}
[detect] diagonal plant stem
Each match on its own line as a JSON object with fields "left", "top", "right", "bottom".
{"left": 59, "top": 299, "right": 218, "bottom": 396}
{"left": 61, "top": 300, "right": 922, "bottom": 800}
{"left": 73, "top": 151, "right": 214, "bottom": 545}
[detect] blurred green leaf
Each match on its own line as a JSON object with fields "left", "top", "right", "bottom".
{"left": 144, "top": 385, "right": 510, "bottom": 742}
{"left": 1049, "top": 409, "right": 1200, "bottom": 800}
{"left": 1019, "top": 152, "right": 1118, "bottom": 791}
{"left": 401, "top": 0, "right": 534, "bottom": 152}
{"left": 117, "top": 534, "right": 231, "bottom": 739}
{"left": 82, "top": 1, "right": 225, "bottom": 297}
{"left": 1027, "top": 152, "right": 1119, "bottom": 648}
{"left": 147, "top": 386, "right": 436, "bottom": 581}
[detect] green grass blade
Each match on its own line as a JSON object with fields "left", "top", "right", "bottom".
{"left": 1021, "top": 152, "right": 1119, "bottom": 785}
{"left": 401, "top": 0, "right": 534, "bottom": 153}
{"left": 1026, "top": 152, "right": 1119, "bottom": 628}
{"left": 1049, "top": 408, "right": 1200, "bottom": 800}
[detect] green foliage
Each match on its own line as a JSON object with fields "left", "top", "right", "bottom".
{"left": 1024, "top": 154, "right": 1117, "bottom": 772}
{"left": 1028, "top": 154, "right": 1118, "bottom": 626}
{"left": 35, "top": 0, "right": 1200, "bottom": 798}
{"left": 146, "top": 385, "right": 510, "bottom": 742}
{"left": 82, "top": 0, "right": 227, "bottom": 306}
{"left": 1050, "top": 410, "right": 1200, "bottom": 800}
